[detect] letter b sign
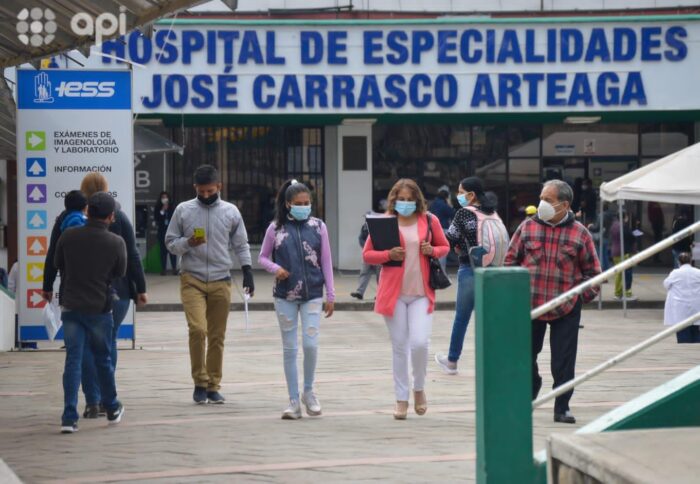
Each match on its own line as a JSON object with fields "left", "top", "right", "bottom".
{"left": 135, "top": 170, "right": 150, "bottom": 189}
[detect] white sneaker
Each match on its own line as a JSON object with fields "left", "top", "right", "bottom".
{"left": 435, "top": 353, "right": 458, "bottom": 375}
{"left": 302, "top": 391, "right": 322, "bottom": 416}
{"left": 281, "top": 399, "right": 302, "bottom": 420}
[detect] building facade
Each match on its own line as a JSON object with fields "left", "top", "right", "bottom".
{"left": 96, "top": 4, "right": 700, "bottom": 270}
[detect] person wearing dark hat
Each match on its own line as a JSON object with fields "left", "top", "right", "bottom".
{"left": 54, "top": 192, "right": 127, "bottom": 434}
{"left": 435, "top": 177, "right": 509, "bottom": 375}
{"left": 429, "top": 185, "right": 456, "bottom": 273}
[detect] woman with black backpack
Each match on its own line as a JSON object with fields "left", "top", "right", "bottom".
{"left": 434, "top": 177, "right": 509, "bottom": 376}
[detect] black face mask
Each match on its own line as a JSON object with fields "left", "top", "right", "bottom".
{"left": 197, "top": 193, "right": 219, "bottom": 206}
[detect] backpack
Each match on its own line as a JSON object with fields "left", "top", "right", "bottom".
{"left": 464, "top": 206, "right": 510, "bottom": 267}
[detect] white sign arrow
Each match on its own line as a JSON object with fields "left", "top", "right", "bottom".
{"left": 29, "top": 161, "right": 44, "bottom": 175}
{"left": 30, "top": 265, "right": 43, "bottom": 280}
{"left": 30, "top": 291, "right": 44, "bottom": 306}
{"left": 29, "top": 186, "right": 44, "bottom": 201}
{"left": 29, "top": 239, "right": 44, "bottom": 254}
{"left": 29, "top": 213, "right": 44, "bottom": 228}
{"left": 28, "top": 133, "right": 43, "bottom": 148}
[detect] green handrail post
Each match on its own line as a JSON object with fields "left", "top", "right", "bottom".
{"left": 475, "top": 267, "right": 534, "bottom": 483}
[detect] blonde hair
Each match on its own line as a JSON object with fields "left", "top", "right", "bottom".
{"left": 386, "top": 178, "right": 427, "bottom": 215}
{"left": 80, "top": 173, "right": 109, "bottom": 198}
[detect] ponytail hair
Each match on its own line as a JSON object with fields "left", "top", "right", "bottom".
{"left": 274, "top": 179, "right": 311, "bottom": 228}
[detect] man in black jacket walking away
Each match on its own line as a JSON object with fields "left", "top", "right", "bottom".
{"left": 54, "top": 193, "right": 126, "bottom": 434}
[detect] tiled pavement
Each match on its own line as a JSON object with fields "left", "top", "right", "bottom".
{"left": 141, "top": 269, "right": 671, "bottom": 310}
{"left": 0, "top": 307, "right": 697, "bottom": 483}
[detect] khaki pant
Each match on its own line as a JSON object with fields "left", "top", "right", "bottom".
{"left": 180, "top": 273, "right": 232, "bottom": 391}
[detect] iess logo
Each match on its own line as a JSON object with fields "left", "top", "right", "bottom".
{"left": 34, "top": 73, "right": 116, "bottom": 101}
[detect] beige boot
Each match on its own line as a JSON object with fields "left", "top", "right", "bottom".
{"left": 414, "top": 390, "right": 427, "bottom": 416}
{"left": 393, "top": 401, "right": 408, "bottom": 420}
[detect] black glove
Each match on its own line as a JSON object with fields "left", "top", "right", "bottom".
{"left": 241, "top": 265, "right": 254, "bottom": 296}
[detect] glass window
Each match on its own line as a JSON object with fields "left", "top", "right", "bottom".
{"left": 508, "top": 125, "right": 541, "bottom": 157}
{"left": 641, "top": 122, "right": 693, "bottom": 157}
{"left": 507, "top": 158, "right": 541, "bottom": 233}
{"left": 172, "top": 126, "right": 323, "bottom": 244}
{"left": 472, "top": 125, "right": 507, "bottom": 160}
{"left": 543, "top": 123, "right": 638, "bottom": 157}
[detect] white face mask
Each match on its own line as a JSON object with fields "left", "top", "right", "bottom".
{"left": 537, "top": 200, "right": 562, "bottom": 222}
{"left": 161, "top": 198, "right": 169, "bottom": 204}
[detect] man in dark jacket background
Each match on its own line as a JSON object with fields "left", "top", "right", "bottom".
{"left": 429, "top": 185, "right": 455, "bottom": 272}
{"left": 42, "top": 172, "right": 147, "bottom": 419}
{"left": 54, "top": 193, "right": 127, "bottom": 433}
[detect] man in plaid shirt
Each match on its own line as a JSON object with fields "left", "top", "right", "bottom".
{"left": 505, "top": 180, "right": 601, "bottom": 424}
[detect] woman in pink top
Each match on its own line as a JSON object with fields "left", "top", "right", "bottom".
{"left": 363, "top": 179, "right": 449, "bottom": 420}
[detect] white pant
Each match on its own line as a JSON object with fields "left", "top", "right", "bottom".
{"left": 384, "top": 295, "right": 433, "bottom": 401}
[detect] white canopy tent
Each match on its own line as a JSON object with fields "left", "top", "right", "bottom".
{"left": 600, "top": 142, "right": 700, "bottom": 205}
{"left": 598, "top": 142, "right": 700, "bottom": 314}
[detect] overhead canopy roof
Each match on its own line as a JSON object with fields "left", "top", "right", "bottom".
{"left": 600, "top": 142, "right": 700, "bottom": 205}
{"left": 0, "top": 0, "right": 206, "bottom": 160}
{"left": 0, "top": 0, "right": 206, "bottom": 69}
{"left": 134, "top": 125, "right": 183, "bottom": 154}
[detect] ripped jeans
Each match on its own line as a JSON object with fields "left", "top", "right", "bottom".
{"left": 274, "top": 298, "right": 323, "bottom": 401}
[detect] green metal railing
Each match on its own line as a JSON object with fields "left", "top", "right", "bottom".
{"left": 475, "top": 220, "right": 700, "bottom": 483}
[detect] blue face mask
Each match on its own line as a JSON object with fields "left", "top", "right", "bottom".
{"left": 289, "top": 205, "right": 312, "bottom": 221}
{"left": 395, "top": 201, "right": 416, "bottom": 217}
{"left": 457, "top": 194, "right": 468, "bottom": 207}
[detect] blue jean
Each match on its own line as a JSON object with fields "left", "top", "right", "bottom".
{"left": 274, "top": 298, "right": 322, "bottom": 401}
{"left": 448, "top": 266, "right": 475, "bottom": 363}
{"left": 676, "top": 325, "right": 700, "bottom": 343}
{"left": 62, "top": 310, "right": 119, "bottom": 424}
{"left": 82, "top": 299, "right": 130, "bottom": 405}
{"left": 600, "top": 240, "right": 611, "bottom": 272}
{"left": 672, "top": 249, "right": 686, "bottom": 269}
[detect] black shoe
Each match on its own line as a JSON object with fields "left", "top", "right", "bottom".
{"left": 193, "top": 386, "right": 207, "bottom": 404}
{"left": 207, "top": 391, "right": 225, "bottom": 404}
{"left": 172, "top": 269, "right": 178, "bottom": 276}
{"left": 107, "top": 402, "right": 125, "bottom": 425}
{"left": 83, "top": 404, "right": 100, "bottom": 419}
{"left": 98, "top": 404, "right": 107, "bottom": 416}
{"left": 350, "top": 292, "right": 363, "bottom": 300}
{"left": 160, "top": 270, "right": 167, "bottom": 276}
{"left": 554, "top": 410, "right": 576, "bottom": 424}
{"left": 60, "top": 422, "right": 78, "bottom": 434}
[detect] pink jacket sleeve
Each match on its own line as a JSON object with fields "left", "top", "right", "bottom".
{"left": 428, "top": 214, "right": 450, "bottom": 258}
{"left": 257, "top": 223, "right": 281, "bottom": 274}
{"left": 362, "top": 235, "right": 392, "bottom": 265}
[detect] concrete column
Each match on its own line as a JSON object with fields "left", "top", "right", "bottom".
{"left": 324, "top": 126, "right": 339, "bottom": 265}
{"left": 335, "top": 121, "right": 374, "bottom": 270}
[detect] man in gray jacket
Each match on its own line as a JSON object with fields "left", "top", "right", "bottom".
{"left": 166, "top": 165, "right": 254, "bottom": 404}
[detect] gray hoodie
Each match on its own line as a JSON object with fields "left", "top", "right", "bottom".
{"left": 165, "top": 196, "right": 252, "bottom": 282}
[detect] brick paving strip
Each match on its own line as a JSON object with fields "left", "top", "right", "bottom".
{"left": 1, "top": 308, "right": 697, "bottom": 482}
{"left": 43, "top": 453, "right": 477, "bottom": 483}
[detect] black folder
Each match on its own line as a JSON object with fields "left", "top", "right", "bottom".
{"left": 365, "top": 215, "right": 402, "bottom": 267}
